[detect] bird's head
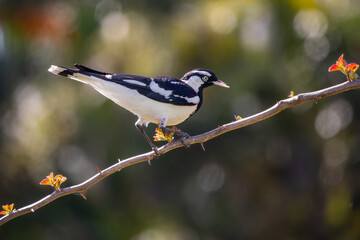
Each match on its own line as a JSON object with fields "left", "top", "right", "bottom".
{"left": 181, "top": 68, "right": 229, "bottom": 92}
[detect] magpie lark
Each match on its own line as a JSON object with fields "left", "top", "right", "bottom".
{"left": 48, "top": 64, "right": 229, "bottom": 152}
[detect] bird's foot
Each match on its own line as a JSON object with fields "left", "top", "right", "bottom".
{"left": 161, "top": 127, "right": 191, "bottom": 147}
{"left": 180, "top": 132, "right": 191, "bottom": 148}
{"left": 178, "top": 131, "right": 191, "bottom": 139}
{"left": 180, "top": 137, "right": 191, "bottom": 148}
{"left": 161, "top": 127, "right": 190, "bottom": 139}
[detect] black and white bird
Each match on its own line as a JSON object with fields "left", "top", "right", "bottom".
{"left": 48, "top": 64, "right": 229, "bottom": 152}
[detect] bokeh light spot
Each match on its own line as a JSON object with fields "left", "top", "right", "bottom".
{"left": 304, "top": 37, "right": 329, "bottom": 61}
{"left": 100, "top": 12, "right": 130, "bottom": 42}
{"left": 323, "top": 138, "right": 349, "bottom": 168}
{"left": 293, "top": 9, "right": 328, "bottom": 39}
{"left": 208, "top": 5, "right": 237, "bottom": 34}
{"left": 240, "top": 2, "right": 273, "bottom": 51}
{"left": 196, "top": 163, "right": 225, "bottom": 192}
{"left": 315, "top": 99, "right": 353, "bottom": 139}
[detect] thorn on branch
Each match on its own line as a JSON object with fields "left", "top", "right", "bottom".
{"left": 96, "top": 167, "right": 102, "bottom": 174}
{"left": 200, "top": 142, "right": 206, "bottom": 151}
{"left": 81, "top": 192, "right": 87, "bottom": 200}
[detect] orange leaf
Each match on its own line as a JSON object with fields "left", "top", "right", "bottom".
{"left": 328, "top": 64, "right": 340, "bottom": 72}
{"left": 48, "top": 172, "right": 54, "bottom": 179}
{"left": 40, "top": 178, "right": 51, "bottom": 185}
{"left": 40, "top": 172, "right": 67, "bottom": 190}
{"left": 154, "top": 128, "right": 167, "bottom": 141}
{"left": 1, "top": 203, "right": 15, "bottom": 215}
{"left": 8, "top": 203, "right": 14, "bottom": 212}
{"left": 154, "top": 127, "right": 178, "bottom": 142}
{"left": 336, "top": 54, "right": 347, "bottom": 67}
{"left": 54, "top": 174, "right": 67, "bottom": 183}
{"left": 346, "top": 63, "right": 359, "bottom": 72}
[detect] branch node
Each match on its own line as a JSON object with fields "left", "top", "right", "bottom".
{"left": 277, "top": 99, "right": 285, "bottom": 107}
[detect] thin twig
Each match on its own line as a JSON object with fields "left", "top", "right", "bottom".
{"left": 1, "top": 79, "right": 359, "bottom": 226}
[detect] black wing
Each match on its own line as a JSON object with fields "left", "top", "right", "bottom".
{"left": 110, "top": 75, "right": 199, "bottom": 106}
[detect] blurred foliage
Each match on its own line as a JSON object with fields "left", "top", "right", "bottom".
{"left": 1, "top": 0, "right": 360, "bottom": 239}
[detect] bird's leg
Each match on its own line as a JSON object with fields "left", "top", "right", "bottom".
{"left": 159, "top": 118, "right": 190, "bottom": 145}
{"left": 135, "top": 122, "right": 159, "bottom": 156}
{"left": 161, "top": 127, "right": 190, "bottom": 139}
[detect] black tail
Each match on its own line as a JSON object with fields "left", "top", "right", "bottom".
{"left": 74, "top": 64, "right": 110, "bottom": 75}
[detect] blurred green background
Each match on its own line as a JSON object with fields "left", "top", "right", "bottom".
{"left": 1, "top": 0, "right": 360, "bottom": 239}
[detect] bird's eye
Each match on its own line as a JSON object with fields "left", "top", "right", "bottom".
{"left": 202, "top": 76, "right": 209, "bottom": 81}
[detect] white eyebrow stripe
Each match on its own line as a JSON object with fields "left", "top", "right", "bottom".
{"left": 123, "top": 79, "right": 147, "bottom": 87}
{"left": 190, "top": 70, "right": 211, "bottom": 77}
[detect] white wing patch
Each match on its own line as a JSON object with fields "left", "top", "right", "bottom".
{"left": 105, "top": 74, "right": 112, "bottom": 79}
{"left": 123, "top": 79, "right": 147, "bottom": 87}
{"left": 149, "top": 80, "right": 173, "bottom": 99}
{"left": 173, "top": 95, "right": 200, "bottom": 104}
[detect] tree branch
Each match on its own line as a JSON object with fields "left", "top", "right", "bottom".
{"left": 1, "top": 79, "right": 360, "bottom": 226}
